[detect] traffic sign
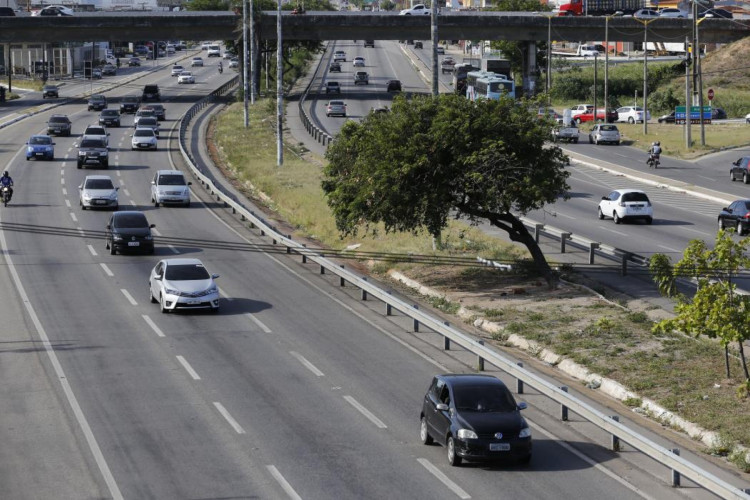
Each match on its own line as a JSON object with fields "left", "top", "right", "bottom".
{"left": 708, "top": 88, "right": 714, "bottom": 100}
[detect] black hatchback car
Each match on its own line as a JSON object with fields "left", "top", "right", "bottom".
{"left": 99, "top": 109, "right": 121, "bottom": 127}
{"left": 105, "top": 211, "right": 155, "bottom": 255}
{"left": 42, "top": 85, "right": 59, "bottom": 98}
{"left": 87, "top": 94, "right": 107, "bottom": 111}
{"left": 387, "top": 79, "right": 402, "bottom": 92}
{"left": 420, "top": 374, "right": 531, "bottom": 466}
{"left": 718, "top": 200, "right": 750, "bottom": 236}
{"left": 657, "top": 111, "right": 675, "bottom": 124}
{"left": 142, "top": 84, "right": 160, "bottom": 102}
{"left": 730, "top": 157, "right": 750, "bottom": 184}
{"left": 120, "top": 95, "right": 140, "bottom": 114}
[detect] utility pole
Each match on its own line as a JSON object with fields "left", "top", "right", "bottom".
{"left": 276, "top": 0, "right": 283, "bottom": 166}
{"left": 604, "top": 16, "right": 609, "bottom": 116}
{"left": 685, "top": 35, "right": 691, "bottom": 148}
{"left": 243, "top": 0, "right": 249, "bottom": 127}
{"left": 431, "top": 0, "right": 438, "bottom": 97}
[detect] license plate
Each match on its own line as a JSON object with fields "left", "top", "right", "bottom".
{"left": 489, "top": 443, "right": 510, "bottom": 451}
{"left": 140, "top": 143, "right": 150, "bottom": 147}
{"left": 54, "top": 129, "right": 61, "bottom": 133}
{"left": 631, "top": 206, "right": 642, "bottom": 212}
{"left": 187, "top": 299, "right": 200, "bottom": 304}
{"left": 127, "top": 241, "right": 140, "bottom": 247}
{"left": 95, "top": 200, "right": 106, "bottom": 205}
{"left": 35, "top": 153, "right": 44, "bottom": 156}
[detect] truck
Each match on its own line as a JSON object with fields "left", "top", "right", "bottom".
{"left": 481, "top": 57, "right": 512, "bottom": 79}
{"left": 558, "top": 0, "right": 644, "bottom": 16}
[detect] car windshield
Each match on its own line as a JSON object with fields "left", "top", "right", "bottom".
{"left": 329, "top": 101, "right": 344, "bottom": 106}
{"left": 621, "top": 192, "right": 649, "bottom": 203}
{"left": 44, "top": 86, "right": 57, "bottom": 91}
{"left": 123, "top": 97, "right": 138, "bottom": 103}
{"left": 102, "top": 110, "right": 118, "bottom": 116}
{"left": 134, "top": 129, "right": 154, "bottom": 137}
{"left": 138, "top": 110, "right": 155, "bottom": 116}
{"left": 90, "top": 96, "right": 104, "bottom": 101}
{"left": 158, "top": 175, "right": 186, "bottom": 186}
{"left": 173, "top": 65, "right": 183, "bottom": 70}
{"left": 29, "top": 136, "right": 52, "bottom": 145}
{"left": 453, "top": 385, "right": 518, "bottom": 412}
{"left": 114, "top": 214, "right": 148, "bottom": 228}
{"left": 85, "top": 179, "right": 114, "bottom": 190}
{"left": 165, "top": 264, "right": 210, "bottom": 281}
{"left": 80, "top": 139, "right": 104, "bottom": 148}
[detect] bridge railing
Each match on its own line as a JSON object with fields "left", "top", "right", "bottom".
{"left": 176, "top": 79, "right": 750, "bottom": 500}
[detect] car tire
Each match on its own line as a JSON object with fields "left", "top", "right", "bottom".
{"left": 109, "top": 242, "right": 116, "bottom": 255}
{"left": 740, "top": 222, "right": 747, "bottom": 236}
{"left": 26, "top": 156, "right": 29, "bottom": 161}
{"left": 575, "top": 118, "right": 581, "bottom": 125}
{"left": 573, "top": 138, "right": 578, "bottom": 144}
{"left": 731, "top": 171, "right": 736, "bottom": 181}
{"left": 598, "top": 207, "right": 604, "bottom": 220}
{"left": 150, "top": 287, "right": 157, "bottom": 303}
{"left": 77, "top": 162, "right": 82, "bottom": 169}
{"left": 154, "top": 201, "right": 159, "bottom": 207}
{"left": 744, "top": 173, "right": 749, "bottom": 185}
{"left": 615, "top": 141, "right": 620, "bottom": 146}
{"left": 420, "top": 417, "right": 434, "bottom": 445}
{"left": 645, "top": 217, "right": 653, "bottom": 225}
{"left": 719, "top": 218, "right": 726, "bottom": 230}
{"left": 447, "top": 436, "right": 462, "bottom": 466}
{"left": 628, "top": 117, "right": 635, "bottom": 124}
{"left": 613, "top": 212, "right": 621, "bottom": 224}
{"left": 589, "top": 136, "right": 593, "bottom": 144}
{"left": 519, "top": 454, "right": 532, "bottom": 465}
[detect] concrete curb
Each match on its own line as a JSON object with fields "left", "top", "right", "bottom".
{"left": 387, "top": 267, "right": 738, "bottom": 458}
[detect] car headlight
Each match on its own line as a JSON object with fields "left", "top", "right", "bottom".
{"left": 101, "top": 151, "right": 108, "bottom": 156}
{"left": 145, "top": 235, "right": 153, "bottom": 240}
{"left": 457, "top": 429, "right": 477, "bottom": 440}
{"left": 519, "top": 427, "right": 531, "bottom": 439}
{"left": 82, "top": 194, "right": 92, "bottom": 201}
{"left": 27, "top": 147, "right": 33, "bottom": 153}
{"left": 112, "top": 235, "right": 123, "bottom": 241}
{"left": 109, "top": 192, "right": 118, "bottom": 200}
{"left": 164, "top": 288, "right": 181, "bottom": 296}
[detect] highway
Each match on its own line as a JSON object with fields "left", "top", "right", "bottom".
{"left": 1, "top": 43, "right": 747, "bottom": 500}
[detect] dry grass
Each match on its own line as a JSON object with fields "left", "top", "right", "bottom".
{"left": 616, "top": 122, "right": 750, "bottom": 159}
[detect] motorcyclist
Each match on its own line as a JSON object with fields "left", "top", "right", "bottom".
{"left": 218, "top": 61, "right": 223, "bottom": 74}
{"left": 0, "top": 171, "right": 14, "bottom": 201}
{"left": 647, "top": 141, "right": 662, "bottom": 165}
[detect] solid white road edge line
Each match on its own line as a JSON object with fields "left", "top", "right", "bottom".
{"left": 213, "top": 402, "right": 246, "bottom": 434}
{"left": 416, "top": 458, "right": 471, "bottom": 500}
{"left": 120, "top": 288, "right": 137, "bottom": 306}
{"left": 176, "top": 355, "right": 201, "bottom": 380}
{"left": 142, "top": 315, "right": 166, "bottom": 338}
{"left": 343, "top": 395, "right": 387, "bottom": 429}
{"left": 0, "top": 215, "right": 124, "bottom": 500}
{"left": 99, "top": 263, "right": 113, "bottom": 277}
{"left": 529, "top": 421, "right": 653, "bottom": 500}
{"left": 289, "top": 351, "right": 324, "bottom": 377}
{"left": 245, "top": 312, "right": 271, "bottom": 333}
{"left": 266, "top": 465, "right": 303, "bottom": 500}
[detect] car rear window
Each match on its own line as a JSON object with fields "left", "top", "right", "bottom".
{"left": 600, "top": 125, "right": 618, "bottom": 131}
{"left": 114, "top": 214, "right": 149, "bottom": 228}
{"left": 49, "top": 116, "right": 69, "bottom": 123}
{"left": 453, "top": 384, "right": 517, "bottom": 412}
{"left": 85, "top": 179, "right": 114, "bottom": 189}
{"left": 86, "top": 127, "right": 106, "bottom": 134}
{"left": 158, "top": 175, "right": 186, "bottom": 186}
{"left": 165, "top": 264, "right": 210, "bottom": 280}
{"left": 622, "top": 192, "right": 650, "bottom": 203}
{"left": 139, "top": 118, "right": 157, "bottom": 126}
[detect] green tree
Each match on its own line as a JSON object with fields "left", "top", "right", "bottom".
{"left": 322, "top": 94, "right": 570, "bottom": 287}
{"left": 187, "top": 0, "right": 230, "bottom": 10}
{"left": 651, "top": 230, "right": 750, "bottom": 380}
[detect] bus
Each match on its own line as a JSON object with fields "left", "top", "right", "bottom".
{"left": 466, "top": 70, "right": 515, "bottom": 101}
{"left": 452, "top": 63, "right": 478, "bottom": 96}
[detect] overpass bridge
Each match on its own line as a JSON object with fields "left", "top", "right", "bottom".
{"left": 0, "top": 10, "right": 748, "bottom": 44}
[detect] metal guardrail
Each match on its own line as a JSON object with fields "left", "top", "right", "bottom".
{"left": 298, "top": 45, "right": 333, "bottom": 147}
{"left": 177, "top": 81, "right": 750, "bottom": 500}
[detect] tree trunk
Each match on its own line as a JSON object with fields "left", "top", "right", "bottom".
{"left": 739, "top": 341, "right": 750, "bottom": 380}
{"left": 725, "top": 345, "right": 731, "bottom": 378}
{"left": 461, "top": 207, "right": 558, "bottom": 288}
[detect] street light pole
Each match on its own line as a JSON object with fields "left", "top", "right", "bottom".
{"left": 276, "top": 0, "right": 283, "bottom": 166}
{"left": 638, "top": 19, "right": 655, "bottom": 135}
{"left": 604, "top": 16, "right": 609, "bottom": 116}
{"left": 685, "top": 35, "right": 691, "bottom": 148}
{"left": 593, "top": 52, "right": 598, "bottom": 124}
{"left": 431, "top": 0, "right": 438, "bottom": 97}
{"left": 243, "top": 0, "right": 249, "bottom": 128}
{"left": 546, "top": 14, "right": 551, "bottom": 98}
{"left": 695, "top": 10, "right": 705, "bottom": 145}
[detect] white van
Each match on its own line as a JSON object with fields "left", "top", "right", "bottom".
{"left": 166, "top": 44, "right": 175, "bottom": 55}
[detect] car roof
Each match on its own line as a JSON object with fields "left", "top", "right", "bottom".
{"left": 113, "top": 210, "right": 146, "bottom": 217}
{"left": 437, "top": 374, "right": 508, "bottom": 387}
{"left": 163, "top": 258, "right": 205, "bottom": 266}
{"left": 156, "top": 169, "right": 184, "bottom": 175}
{"left": 84, "top": 174, "right": 113, "bottom": 181}
{"left": 611, "top": 188, "right": 647, "bottom": 194}
{"left": 30, "top": 134, "right": 52, "bottom": 138}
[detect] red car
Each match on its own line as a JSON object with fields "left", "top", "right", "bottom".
{"left": 574, "top": 108, "right": 617, "bottom": 124}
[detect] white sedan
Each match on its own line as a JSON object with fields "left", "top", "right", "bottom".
{"left": 149, "top": 258, "right": 220, "bottom": 313}
{"left": 353, "top": 56, "right": 365, "bottom": 67}
{"left": 131, "top": 128, "right": 158, "bottom": 151}
{"left": 598, "top": 189, "right": 653, "bottom": 225}
{"left": 171, "top": 65, "right": 184, "bottom": 77}
{"left": 79, "top": 175, "right": 118, "bottom": 210}
{"left": 191, "top": 57, "right": 204, "bottom": 67}
{"left": 177, "top": 71, "right": 195, "bottom": 84}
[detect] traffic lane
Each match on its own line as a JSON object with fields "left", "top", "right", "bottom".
{"left": 2, "top": 159, "right": 283, "bottom": 499}
{"left": 0, "top": 213, "right": 107, "bottom": 499}
{"left": 404, "top": 41, "right": 456, "bottom": 91}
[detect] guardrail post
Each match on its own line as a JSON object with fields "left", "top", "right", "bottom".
{"left": 621, "top": 253, "right": 629, "bottom": 276}
{"left": 477, "top": 340, "right": 485, "bottom": 371}
{"left": 361, "top": 278, "right": 368, "bottom": 300}
{"left": 516, "top": 362, "right": 524, "bottom": 394}
{"left": 340, "top": 265, "right": 345, "bottom": 286}
{"left": 560, "top": 386, "right": 569, "bottom": 421}
{"left": 320, "top": 264, "right": 325, "bottom": 275}
{"left": 444, "top": 322, "right": 451, "bottom": 350}
{"left": 534, "top": 224, "right": 544, "bottom": 244}
{"left": 272, "top": 237, "right": 277, "bottom": 245}
{"left": 610, "top": 416, "right": 620, "bottom": 451}
{"left": 589, "top": 243, "right": 600, "bottom": 265}
{"left": 302, "top": 244, "right": 307, "bottom": 263}
{"left": 671, "top": 449, "right": 681, "bottom": 487}
{"left": 413, "top": 305, "right": 419, "bottom": 332}
{"left": 286, "top": 234, "right": 292, "bottom": 254}
{"left": 560, "top": 232, "right": 571, "bottom": 253}
{"left": 260, "top": 229, "right": 265, "bottom": 236}
{"left": 386, "top": 292, "right": 393, "bottom": 316}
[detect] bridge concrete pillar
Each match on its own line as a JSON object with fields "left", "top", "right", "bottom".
{"left": 523, "top": 41, "right": 538, "bottom": 97}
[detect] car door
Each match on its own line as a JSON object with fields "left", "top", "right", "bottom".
{"left": 150, "top": 261, "right": 165, "bottom": 299}
{"left": 431, "top": 380, "right": 453, "bottom": 445}
{"left": 601, "top": 191, "right": 618, "bottom": 214}
{"left": 725, "top": 201, "right": 741, "bottom": 228}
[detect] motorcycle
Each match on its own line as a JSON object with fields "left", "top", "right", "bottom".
{"left": 647, "top": 153, "right": 660, "bottom": 169}
{"left": 1, "top": 186, "right": 11, "bottom": 207}
{"left": 218, "top": 65, "right": 223, "bottom": 74}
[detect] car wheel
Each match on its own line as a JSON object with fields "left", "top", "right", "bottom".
{"left": 160, "top": 294, "right": 169, "bottom": 313}
{"left": 613, "top": 212, "right": 621, "bottom": 224}
{"left": 598, "top": 207, "right": 604, "bottom": 220}
{"left": 573, "top": 138, "right": 578, "bottom": 144}
{"left": 744, "top": 173, "right": 749, "bottom": 185}
{"left": 740, "top": 222, "right": 747, "bottom": 236}
{"left": 447, "top": 436, "right": 462, "bottom": 466}
{"left": 519, "top": 453, "right": 532, "bottom": 465}
{"left": 628, "top": 117, "right": 634, "bottom": 124}
{"left": 154, "top": 201, "right": 159, "bottom": 207}
{"left": 589, "top": 136, "right": 593, "bottom": 144}
{"left": 77, "top": 162, "right": 82, "bottom": 169}
{"left": 420, "top": 417, "right": 433, "bottom": 445}
{"left": 731, "top": 171, "right": 736, "bottom": 181}
{"left": 719, "top": 218, "right": 726, "bottom": 230}
{"left": 645, "top": 217, "right": 653, "bottom": 225}
{"left": 150, "top": 286, "right": 157, "bottom": 303}
{"left": 109, "top": 242, "right": 116, "bottom": 255}
{"left": 615, "top": 141, "right": 620, "bottom": 146}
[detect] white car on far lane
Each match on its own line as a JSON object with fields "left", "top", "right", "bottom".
{"left": 399, "top": 3, "right": 430, "bottom": 14}
{"left": 171, "top": 65, "right": 184, "bottom": 76}
{"left": 177, "top": 71, "right": 195, "bottom": 84}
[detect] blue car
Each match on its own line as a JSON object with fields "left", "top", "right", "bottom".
{"left": 26, "top": 134, "right": 55, "bottom": 161}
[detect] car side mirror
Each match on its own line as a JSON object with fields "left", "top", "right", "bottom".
{"left": 150, "top": 224, "right": 156, "bottom": 228}
{"left": 734, "top": 160, "right": 740, "bottom": 166}
{"left": 115, "top": 187, "right": 120, "bottom": 191}
{"left": 153, "top": 274, "right": 162, "bottom": 280}
{"left": 724, "top": 207, "right": 732, "bottom": 213}
{"left": 436, "top": 403, "right": 449, "bottom": 411}
{"left": 187, "top": 182, "right": 192, "bottom": 186}
{"left": 517, "top": 402, "right": 527, "bottom": 411}
{"left": 52, "top": 142, "right": 56, "bottom": 145}
{"left": 602, "top": 196, "right": 608, "bottom": 201}
{"left": 211, "top": 274, "right": 220, "bottom": 279}
{"left": 106, "top": 224, "right": 111, "bottom": 229}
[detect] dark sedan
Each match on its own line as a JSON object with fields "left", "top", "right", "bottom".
{"left": 718, "top": 200, "right": 750, "bottom": 235}
{"left": 387, "top": 79, "right": 402, "bottom": 92}
{"left": 658, "top": 111, "right": 675, "bottom": 124}
{"left": 420, "top": 374, "right": 531, "bottom": 466}
{"left": 711, "top": 108, "right": 727, "bottom": 120}
{"left": 329, "top": 62, "right": 341, "bottom": 72}
{"left": 128, "top": 57, "right": 141, "bottom": 67}
{"left": 42, "top": 85, "right": 59, "bottom": 98}
{"left": 99, "top": 109, "right": 121, "bottom": 127}
{"left": 105, "top": 211, "right": 155, "bottom": 255}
